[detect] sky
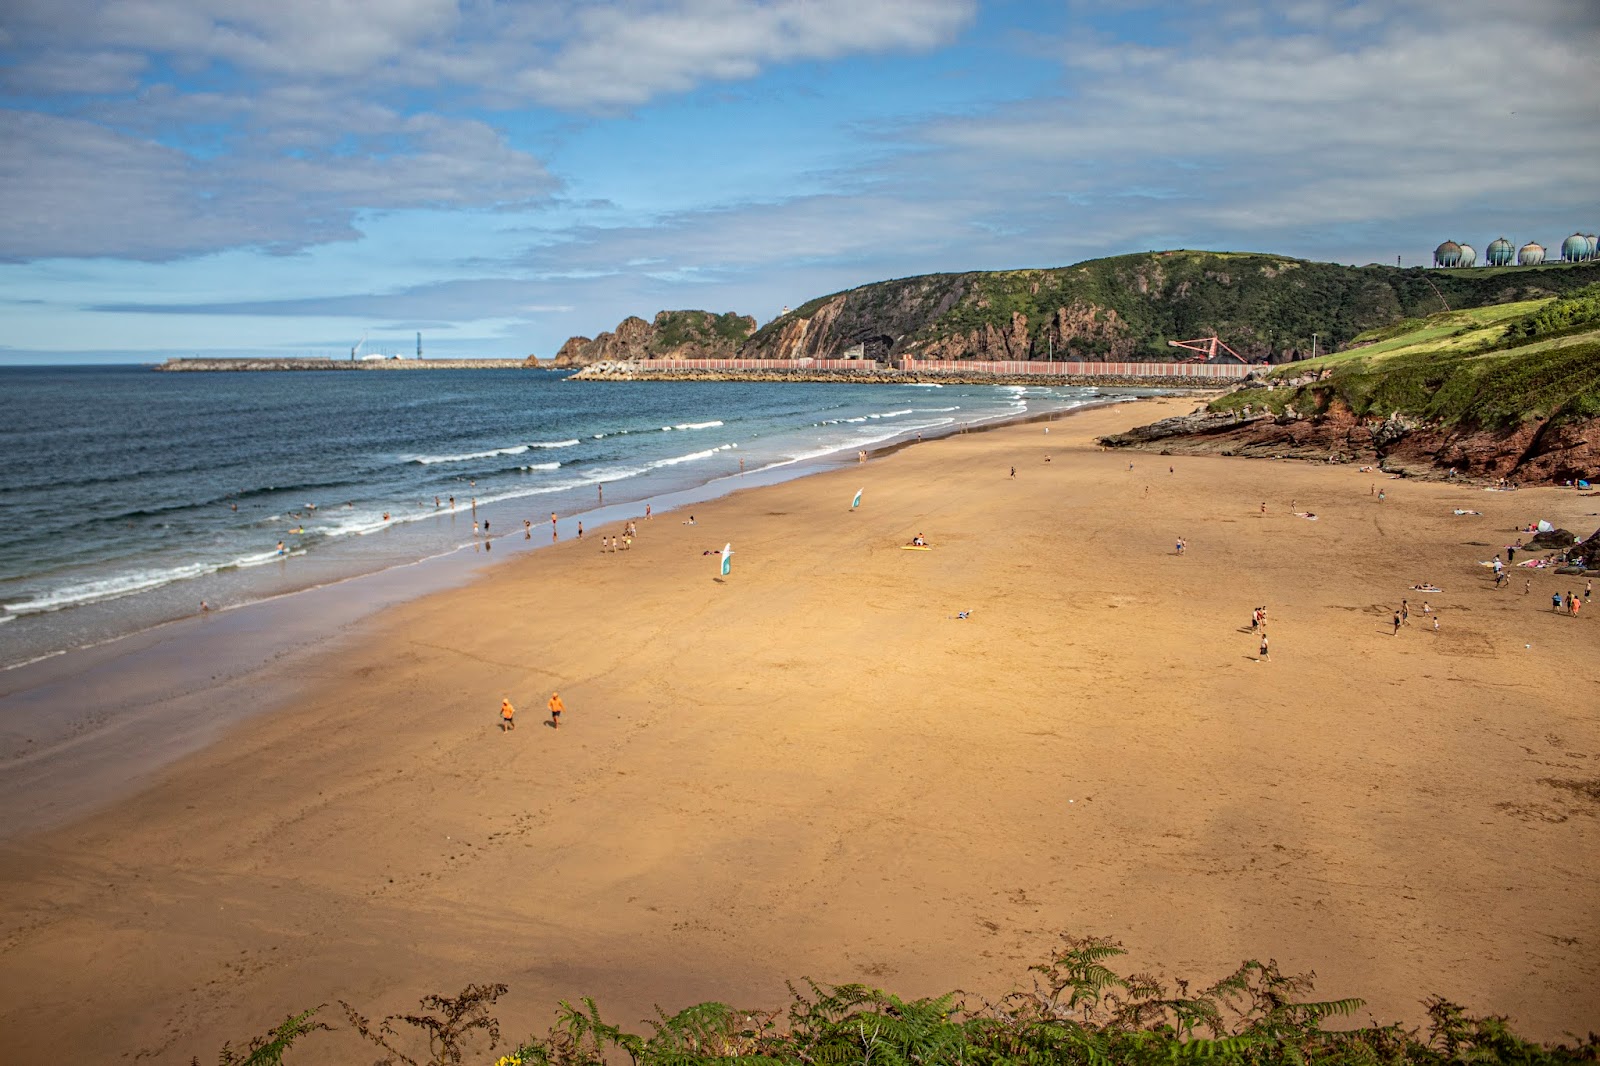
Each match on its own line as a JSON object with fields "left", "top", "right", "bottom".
{"left": 2, "top": 0, "right": 1597, "bottom": 363}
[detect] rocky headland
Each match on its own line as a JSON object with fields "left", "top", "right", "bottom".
{"left": 547, "top": 252, "right": 1599, "bottom": 369}
{"left": 542, "top": 309, "right": 757, "bottom": 367}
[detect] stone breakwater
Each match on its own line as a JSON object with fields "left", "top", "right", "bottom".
{"left": 568, "top": 363, "right": 1225, "bottom": 388}
{"left": 155, "top": 358, "right": 534, "bottom": 372}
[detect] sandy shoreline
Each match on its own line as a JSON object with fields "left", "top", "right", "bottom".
{"left": 1, "top": 395, "right": 1596, "bottom": 1063}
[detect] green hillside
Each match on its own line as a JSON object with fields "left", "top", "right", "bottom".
{"left": 744, "top": 251, "right": 1600, "bottom": 361}
{"left": 1209, "top": 283, "right": 1600, "bottom": 431}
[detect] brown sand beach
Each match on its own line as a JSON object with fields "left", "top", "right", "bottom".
{"left": 1, "top": 396, "right": 1597, "bottom": 1063}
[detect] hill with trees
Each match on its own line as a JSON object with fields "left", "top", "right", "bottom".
{"left": 740, "top": 251, "right": 1600, "bottom": 364}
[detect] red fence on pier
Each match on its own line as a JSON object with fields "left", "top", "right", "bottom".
{"left": 627, "top": 358, "right": 880, "bottom": 371}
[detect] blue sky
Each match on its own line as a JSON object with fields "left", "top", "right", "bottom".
{"left": 2, "top": 0, "right": 1596, "bottom": 363}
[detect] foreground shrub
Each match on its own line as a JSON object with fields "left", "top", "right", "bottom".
{"left": 201, "top": 935, "right": 1600, "bottom": 1065}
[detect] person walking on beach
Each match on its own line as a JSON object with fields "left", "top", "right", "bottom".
{"left": 1393, "top": 610, "right": 1402, "bottom": 635}
{"left": 598, "top": 484, "right": 603, "bottom": 503}
{"left": 1260, "top": 501, "right": 1267, "bottom": 514}
{"left": 1378, "top": 489, "right": 1386, "bottom": 503}
{"left": 1259, "top": 633, "right": 1269, "bottom": 661}
{"left": 548, "top": 691, "right": 565, "bottom": 729}
{"left": 1401, "top": 600, "right": 1410, "bottom": 626}
{"left": 1525, "top": 578, "right": 1532, "bottom": 595}
{"left": 1552, "top": 591, "right": 1562, "bottom": 612}
{"left": 576, "top": 521, "right": 583, "bottom": 540}
{"left": 500, "top": 698, "right": 516, "bottom": 733}
{"left": 646, "top": 503, "right": 652, "bottom": 520}
{"left": 1010, "top": 466, "right": 1016, "bottom": 479}
{"left": 1587, "top": 579, "right": 1593, "bottom": 602}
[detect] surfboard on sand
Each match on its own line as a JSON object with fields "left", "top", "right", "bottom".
{"left": 901, "top": 545, "right": 933, "bottom": 551}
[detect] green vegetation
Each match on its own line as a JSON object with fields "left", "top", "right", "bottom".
{"left": 743, "top": 251, "right": 1600, "bottom": 362}
{"left": 1504, "top": 283, "right": 1600, "bottom": 343}
{"left": 1210, "top": 291, "right": 1600, "bottom": 431}
{"left": 201, "top": 937, "right": 1599, "bottom": 1065}
{"left": 650, "top": 311, "right": 756, "bottom": 352}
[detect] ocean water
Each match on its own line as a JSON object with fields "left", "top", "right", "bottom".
{"left": 0, "top": 366, "right": 1128, "bottom": 669}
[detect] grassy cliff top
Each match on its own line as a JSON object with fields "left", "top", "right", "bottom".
{"left": 1210, "top": 283, "right": 1600, "bottom": 429}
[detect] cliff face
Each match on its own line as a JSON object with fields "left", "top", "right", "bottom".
{"left": 550, "top": 310, "right": 757, "bottom": 366}
{"left": 738, "top": 253, "right": 1600, "bottom": 363}
{"left": 1101, "top": 404, "right": 1600, "bottom": 483}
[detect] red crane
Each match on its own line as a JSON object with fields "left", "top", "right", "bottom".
{"left": 1166, "top": 335, "right": 1245, "bottom": 363}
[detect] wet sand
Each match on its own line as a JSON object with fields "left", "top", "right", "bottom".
{"left": 1, "top": 396, "right": 1596, "bottom": 1063}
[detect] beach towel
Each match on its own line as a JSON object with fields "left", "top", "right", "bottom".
{"left": 1453, "top": 509, "right": 1482, "bottom": 516}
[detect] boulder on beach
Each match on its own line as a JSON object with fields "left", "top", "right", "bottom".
{"left": 1526, "top": 527, "right": 1577, "bottom": 550}
{"left": 1563, "top": 527, "right": 1600, "bottom": 570}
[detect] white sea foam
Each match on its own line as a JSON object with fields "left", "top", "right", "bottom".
{"left": 748, "top": 418, "right": 957, "bottom": 475}
{"left": 529, "top": 439, "right": 581, "bottom": 448}
{"left": 413, "top": 445, "right": 530, "bottom": 465}
{"left": 651, "top": 443, "right": 737, "bottom": 468}
{"left": 4, "top": 562, "right": 222, "bottom": 615}
{"left": 518, "top": 461, "right": 561, "bottom": 471}
{"left": 867, "top": 409, "right": 914, "bottom": 419}
{"left": 319, "top": 514, "right": 395, "bottom": 539}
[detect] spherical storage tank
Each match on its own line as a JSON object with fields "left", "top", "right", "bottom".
{"left": 1562, "top": 233, "right": 1589, "bottom": 262}
{"left": 1486, "top": 237, "right": 1515, "bottom": 266}
{"left": 1434, "top": 240, "right": 1463, "bottom": 267}
{"left": 1587, "top": 235, "right": 1598, "bottom": 261}
{"left": 1456, "top": 243, "right": 1476, "bottom": 267}
{"left": 1518, "top": 241, "right": 1545, "bottom": 266}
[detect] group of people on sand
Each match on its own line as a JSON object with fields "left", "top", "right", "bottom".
{"left": 1250, "top": 606, "right": 1269, "bottom": 660}
{"left": 500, "top": 691, "right": 565, "bottom": 732}
{"left": 1552, "top": 586, "right": 1590, "bottom": 616}
{"left": 600, "top": 520, "right": 638, "bottom": 553}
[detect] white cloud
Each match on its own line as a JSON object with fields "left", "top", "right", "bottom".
{"left": 499, "top": 0, "right": 976, "bottom": 108}
{"left": 0, "top": 0, "right": 978, "bottom": 260}
{"left": 0, "top": 103, "right": 555, "bottom": 260}
{"left": 914, "top": 0, "right": 1600, "bottom": 242}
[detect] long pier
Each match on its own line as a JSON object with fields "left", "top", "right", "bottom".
{"left": 155, "top": 357, "right": 535, "bottom": 372}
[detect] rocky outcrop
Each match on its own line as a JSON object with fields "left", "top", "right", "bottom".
{"left": 1102, "top": 401, "right": 1600, "bottom": 485}
{"left": 1565, "top": 528, "right": 1600, "bottom": 571}
{"left": 551, "top": 310, "right": 757, "bottom": 367}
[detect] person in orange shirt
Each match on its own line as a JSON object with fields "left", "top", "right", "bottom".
{"left": 500, "top": 697, "right": 516, "bottom": 733}
{"left": 548, "top": 691, "right": 565, "bottom": 729}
